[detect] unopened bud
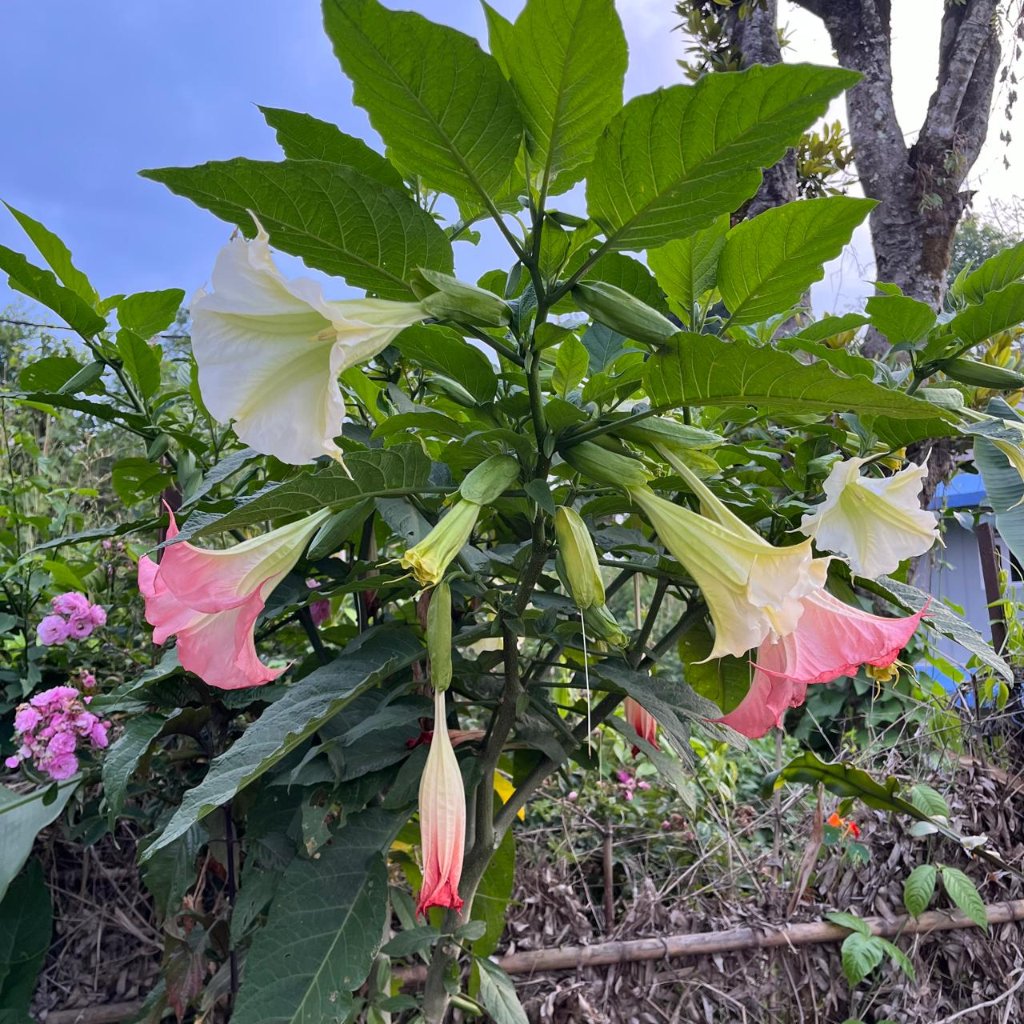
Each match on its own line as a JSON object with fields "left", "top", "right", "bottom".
{"left": 560, "top": 440, "right": 651, "bottom": 489}
{"left": 554, "top": 506, "right": 604, "bottom": 610}
{"left": 612, "top": 416, "right": 722, "bottom": 454}
{"left": 427, "top": 579, "right": 453, "bottom": 691}
{"left": 401, "top": 499, "right": 481, "bottom": 587}
{"left": 460, "top": 454, "right": 520, "bottom": 504}
{"left": 571, "top": 281, "right": 677, "bottom": 347}
{"left": 583, "top": 602, "right": 629, "bottom": 648}
{"left": 415, "top": 268, "right": 511, "bottom": 328}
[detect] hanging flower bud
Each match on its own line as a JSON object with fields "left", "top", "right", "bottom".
{"left": 624, "top": 697, "right": 659, "bottom": 754}
{"left": 554, "top": 506, "right": 605, "bottom": 610}
{"left": 560, "top": 440, "right": 652, "bottom": 490}
{"left": 413, "top": 268, "right": 512, "bottom": 328}
{"left": 401, "top": 500, "right": 481, "bottom": 588}
{"left": 416, "top": 687, "right": 466, "bottom": 917}
{"left": 426, "top": 579, "right": 453, "bottom": 692}
{"left": 571, "top": 280, "right": 678, "bottom": 347}
{"left": 459, "top": 454, "right": 521, "bottom": 505}
{"left": 583, "top": 602, "right": 629, "bottom": 649}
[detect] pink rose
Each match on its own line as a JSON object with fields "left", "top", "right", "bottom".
{"left": 14, "top": 707, "right": 42, "bottom": 733}
{"left": 66, "top": 616, "right": 94, "bottom": 640}
{"left": 52, "top": 592, "right": 90, "bottom": 617}
{"left": 37, "top": 615, "right": 70, "bottom": 646}
{"left": 88, "top": 605, "right": 107, "bottom": 627}
{"left": 4, "top": 755, "right": 21, "bottom": 769}
{"left": 45, "top": 753, "right": 79, "bottom": 781}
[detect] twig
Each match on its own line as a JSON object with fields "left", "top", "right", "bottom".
{"left": 932, "top": 967, "right": 1024, "bottom": 1024}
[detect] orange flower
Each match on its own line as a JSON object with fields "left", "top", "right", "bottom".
{"left": 827, "top": 812, "right": 861, "bottom": 839}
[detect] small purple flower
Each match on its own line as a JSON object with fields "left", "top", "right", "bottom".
{"left": 14, "top": 707, "right": 42, "bottom": 733}
{"left": 88, "top": 605, "right": 107, "bottom": 627}
{"left": 37, "top": 615, "right": 70, "bottom": 646}
{"left": 309, "top": 598, "right": 331, "bottom": 627}
{"left": 52, "top": 592, "right": 90, "bottom": 617}
{"left": 4, "top": 755, "right": 21, "bottom": 769}
{"left": 81, "top": 672, "right": 97, "bottom": 689}
{"left": 88, "top": 722, "right": 110, "bottom": 748}
{"left": 46, "top": 754, "right": 79, "bottom": 781}
{"left": 46, "top": 731, "right": 77, "bottom": 757}
{"left": 66, "top": 616, "right": 94, "bottom": 641}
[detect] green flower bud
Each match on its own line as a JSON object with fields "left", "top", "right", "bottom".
{"left": 415, "top": 268, "right": 511, "bottom": 328}
{"left": 560, "top": 440, "right": 652, "bottom": 489}
{"left": 460, "top": 454, "right": 520, "bottom": 504}
{"left": 401, "top": 499, "right": 481, "bottom": 588}
{"left": 583, "top": 602, "right": 629, "bottom": 648}
{"left": 611, "top": 416, "right": 722, "bottom": 454}
{"left": 426, "top": 578, "right": 453, "bottom": 691}
{"left": 553, "top": 506, "right": 605, "bottom": 610}
{"left": 941, "top": 357, "right": 1024, "bottom": 390}
{"left": 571, "top": 280, "right": 678, "bottom": 347}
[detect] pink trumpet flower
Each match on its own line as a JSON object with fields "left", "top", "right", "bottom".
{"left": 624, "top": 697, "right": 659, "bottom": 755}
{"left": 718, "top": 590, "right": 926, "bottom": 738}
{"left": 138, "top": 504, "right": 330, "bottom": 690}
{"left": 416, "top": 687, "right": 467, "bottom": 917}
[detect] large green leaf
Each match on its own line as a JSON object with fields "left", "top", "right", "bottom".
{"left": 973, "top": 415, "right": 1024, "bottom": 572}
{"left": 940, "top": 866, "right": 988, "bottom": 931}
{"left": 0, "top": 245, "right": 106, "bottom": 335}
{"left": 0, "top": 780, "right": 78, "bottom": 902}
{"left": 644, "top": 334, "right": 957, "bottom": 444}
{"left": 866, "top": 294, "right": 936, "bottom": 346}
{"left": 586, "top": 63, "right": 857, "bottom": 251}
{"left": 718, "top": 197, "right": 875, "bottom": 324}
{"left": 903, "top": 864, "right": 936, "bottom": 917}
{"left": 951, "top": 281, "right": 1024, "bottom": 345}
{"left": 141, "top": 159, "right": 452, "bottom": 301}
{"left": 231, "top": 808, "right": 401, "bottom": 1024}
{"left": 4, "top": 203, "right": 98, "bottom": 304}
{"left": 508, "top": 0, "right": 626, "bottom": 194}
{"left": 471, "top": 828, "right": 515, "bottom": 958}
{"left": 172, "top": 444, "right": 431, "bottom": 543}
{"left": 259, "top": 106, "right": 406, "bottom": 191}
{"left": 102, "top": 713, "right": 166, "bottom": 820}
{"left": 141, "top": 628, "right": 420, "bottom": 860}
{"left": 0, "top": 860, "right": 51, "bottom": 1017}
{"left": 393, "top": 324, "right": 498, "bottom": 403}
{"left": 954, "top": 239, "right": 1024, "bottom": 304}
{"left": 647, "top": 215, "right": 728, "bottom": 324}
{"left": 322, "top": 0, "right": 523, "bottom": 204}
{"left": 476, "top": 957, "right": 530, "bottom": 1024}
{"left": 116, "top": 288, "right": 185, "bottom": 338}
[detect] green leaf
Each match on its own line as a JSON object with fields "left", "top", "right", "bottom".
{"left": 141, "top": 628, "right": 420, "bottom": 860}
{"left": 866, "top": 294, "right": 937, "bottom": 346}
{"left": 17, "top": 355, "right": 84, "bottom": 392}
{"left": 471, "top": 829, "right": 515, "bottom": 958}
{"left": 678, "top": 621, "right": 749, "bottom": 715}
{"left": 102, "top": 713, "right": 166, "bottom": 820}
{"left": 776, "top": 334, "right": 875, "bottom": 381}
{"left": 232, "top": 808, "right": 401, "bottom": 1024}
{"left": 903, "top": 864, "right": 936, "bottom": 917}
{"left": 0, "top": 781, "right": 78, "bottom": 902}
{"left": 877, "top": 938, "right": 915, "bottom": 981}
{"left": 508, "top": 0, "right": 626, "bottom": 194}
{"left": 323, "top": 0, "right": 523, "bottom": 204}
{"left": 116, "top": 288, "right": 185, "bottom": 338}
{"left": 393, "top": 324, "right": 498, "bottom": 403}
{"left": 940, "top": 866, "right": 988, "bottom": 930}
{"left": 111, "top": 457, "right": 168, "bottom": 507}
{"left": 840, "top": 932, "right": 884, "bottom": 986}
{"left": 0, "top": 244, "right": 106, "bottom": 335}
{"left": 955, "top": 239, "right": 1024, "bottom": 304}
{"left": 645, "top": 334, "right": 956, "bottom": 445}
{"left": 259, "top": 106, "right": 406, "bottom": 191}
{"left": 476, "top": 957, "right": 529, "bottom": 1024}
{"left": 581, "top": 252, "right": 670, "bottom": 314}
{"left": 587, "top": 63, "right": 858, "bottom": 251}
{"left": 719, "top": 197, "right": 875, "bottom": 324}
{"left": 380, "top": 925, "right": 440, "bottom": 958}
{"left": 481, "top": 2, "right": 515, "bottom": 76}
{"left": 141, "top": 159, "right": 452, "bottom": 301}
{"left": 908, "top": 783, "right": 950, "bottom": 820}
{"left": 552, "top": 333, "right": 589, "bottom": 396}
{"left": 825, "top": 911, "right": 870, "bottom": 937}
{"left": 648, "top": 215, "right": 728, "bottom": 324}
{"left": 4, "top": 202, "right": 98, "bottom": 304}
{"left": 581, "top": 323, "right": 626, "bottom": 373}
{"left": 859, "top": 574, "right": 1012, "bottom": 683}
{"left": 951, "top": 281, "right": 1024, "bottom": 345}
{"left": 172, "top": 444, "right": 431, "bottom": 542}
{"left": 0, "top": 860, "right": 52, "bottom": 1017}
{"left": 116, "top": 329, "right": 162, "bottom": 399}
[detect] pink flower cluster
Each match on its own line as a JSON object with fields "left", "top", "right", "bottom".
{"left": 615, "top": 769, "right": 651, "bottom": 802}
{"left": 4, "top": 686, "right": 110, "bottom": 780}
{"left": 36, "top": 593, "right": 107, "bottom": 646}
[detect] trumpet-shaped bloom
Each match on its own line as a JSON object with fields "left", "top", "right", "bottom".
{"left": 138, "top": 505, "right": 330, "bottom": 689}
{"left": 624, "top": 697, "right": 659, "bottom": 754}
{"left": 417, "top": 687, "right": 466, "bottom": 916}
{"left": 190, "top": 222, "right": 426, "bottom": 465}
{"left": 629, "top": 486, "right": 827, "bottom": 658}
{"left": 401, "top": 500, "right": 481, "bottom": 588}
{"left": 799, "top": 457, "right": 938, "bottom": 579}
{"left": 718, "top": 590, "right": 926, "bottom": 738}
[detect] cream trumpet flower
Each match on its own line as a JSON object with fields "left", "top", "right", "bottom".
{"left": 190, "top": 220, "right": 426, "bottom": 465}
{"left": 798, "top": 456, "right": 939, "bottom": 579}
{"left": 632, "top": 448, "right": 829, "bottom": 659}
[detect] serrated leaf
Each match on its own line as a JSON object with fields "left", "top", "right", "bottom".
{"left": 102, "top": 714, "right": 166, "bottom": 821}
{"left": 171, "top": 445, "right": 431, "bottom": 543}
{"left": 648, "top": 216, "right": 728, "bottom": 324}
{"left": 116, "top": 288, "right": 185, "bottom": 338}
{"left": 323, "top": 0, "right": 523, "bottom": 204}
{"left": 719, "top": 197, "right": 874, "bottom": 324}
{"left": 476, "top": 957, "right": 529, "bottom": 1024}
{"left": 903, "top": 864, "right": 937, "bottom": 917}
{"left": 4, "top": 202, "right": 98, "bottom": 304}
{"left": 393, "top": 324, "right": 498, "bottom": 403}
{"left": 0, "top": 781, "right": 78, "bottom": 902}
{"left": 644, "top": 334, "right": 957, "bottom": 446}
{"left": 866, "top": 294, "right": 937, "bottom": 346}
{"left": 552, "top": 333, "right": 589, "bottom": 396}
{"left": 951, "top": 281, "right": 1024, "bottom": 345}
{"left": 940, "top": 866, "right": 988, "bottom": 930}
{"left": 141, "top": 159, "right": 452, "bottom": 301}
{"left": 232, "top": 808, "right": 401, "bottom": 1024}
{"left": 509, "top": 0, "right": 626, "bottom": 194}
{"left": 0, "top": 244, "right": 106, "bottom": 335}
{"left": 840, "top": 932, "right": 884, "bottom": 986}
{"left": 859, "top": 575, "right": 1012, "bottom": 682}
{"left": 955, "top": 239, "right": 1024, "bottom": 304}
{"left": 587, "top": 63, "right": 857, "bottom": 251}
{"left": 259, "top": 106, "right": 406, "bottom": 191}
{"left": 141, "top": 628, "right": 420, "bottom": 860}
